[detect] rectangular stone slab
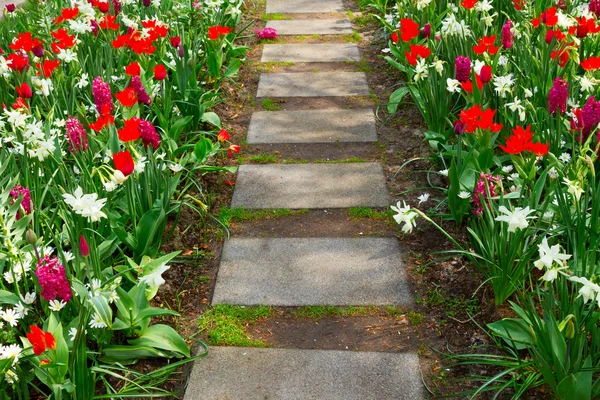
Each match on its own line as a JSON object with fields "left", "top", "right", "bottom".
{"left": 266, "top": 19, "right": 353, "bottom": 35}
{"left": 256, "top": 72, "right": 369, "bottom": 97}
{"left": 262, "top": 44, "right": 360, "bottom": 63}
{"left": 266, "top": 0, "right": 344, "bottom": 13}
{"left": 184, "top": 347, "right": 423, "bottom": 400}
{"left": 230, "top": 163, "right": 389, "bottom": 209}
{"left": 247, "top": 109, "right": 377, "bottom": 143}
{"left": 213, "top": 237, "right": 411, "bottom": 306}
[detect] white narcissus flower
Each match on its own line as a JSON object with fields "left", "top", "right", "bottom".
{"left": 111, "top": 170, "right": 128, "bottom": 185}
{"left": 139, "top": 263, "right": 170, "bottom": 288}
{"left": 446, "top": 78, "right": 461, "bottom": 93}
{"left": 391, "top": 201, "right": 418, "bottom": 233}
{"left": 493, "top": 74, "right": 515, "bottom": 98}
{"left": 62, "top": 187, "right": 108, "bottom": 222}
{"left": 431, "top": 59, "right": 444, "bottom": 75}
{"left": 439, "top": 169, "right": 449, "bottom": 177}
{"left": 563, "top": 178, "right": 584, "bottom": 200}
{"left": 417, "top": 193, "right": 430, "bottom": 205}
{"left": 495, "top": 206, "right": 536, "bottom": 232}
{"left": 570, "top": 276, "right": 600, "bottom": 304}
{"left": 534, "top": 237, "right": 571, "bottom": 270}
{"left": 20, "top": 292, "right": 36, "bottom": 305}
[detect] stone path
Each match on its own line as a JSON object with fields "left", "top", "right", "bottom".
{"left": 185, "top": 0, "right": 423, "bottom": 398}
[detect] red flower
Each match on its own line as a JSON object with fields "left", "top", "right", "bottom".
{"left": 99, "top": 15, "right": 120, "bottom": 30}
{"left": 573, "top": 17, "right": 600, "bottom": 38}
{"left": 26, "top": 326, "right": 56, "bottom": 356}
{"left": 16, "top": 82, "right": 32, "bottom": 98}
{"left": 88, "top": 114, "right": 114, "bottom": 131}
{"left": 51, "top": 29, "right": 76, "bottom": 52}
{"left": 461, "top": 74, "right": 484, "bottom": 93}
{"left": 40, "top": 59, "right": 60, "bottom": 78}
{"left": 208, "top": 26, "right": 233, "bottom": 40}
{"left": 390, "top": 31, "right": 398, "bottom": 44}
{"left": 404, "top": 44, "right": 430, "bottom": 66}
{"left": 9, "top": 32, "right": 44, "bottom": 52}
{"left": 526, "top": 141, "right": 550, "bottom": 156}
{"left": 125, "top": 61, "right": 140, "bottom": 76}
{"left": 225, "top": 180, "right": 235, "bottom": 186}
{"left": 13, "top": 97, "right": 28, "bottom": 110}
{"left": 154, "top": 64, "right": 166, "bottom": 80}
{"left": 479, "top": 65, "right": 492, "bottom": 83}
{"left": 115, "top": 87, "right": 138, "bottom": 107}
{"left": 227, "top": 144, "right": 241, "bottom": 158}
{"left": 218, "top": 129, "right": 230, "bottom": 141}
{"left": 581, "top": 55, "right": 600, "bottom": 70}
{"left": 398, "top": 18, "right": 420, "bottom": 42}
{"left": 473, "top": 36, "right": 499, "bottom": 55}
{"left": 170, "top": 36, "right": 181, "bottom": 48}
{"left": 53, "top": 7, "right": 79, "bottom": 24}
{"left": 461, "top": 0, "right": 477, "bottom": 8}
{"left": 458, "top": 105, "right": 501, "bottom": 133}
{"left": 97, "top": 1, "right": 109, "bottom": 13}
{"left": 533, "top": 7, "right": 558, "bottom": 28}
{"left": 499, "top": 125, "right": 534, "bottom": 154}
{"left": 113, "top": 150, "right": 135, "bottom": 176}
{"left": 7, "top": 53, "right": 28, "bottom": 71}
{"left": 117, "top": 117, "right": 141, "bottom": 141}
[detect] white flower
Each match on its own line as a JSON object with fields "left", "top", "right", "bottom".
{"left": 63, "top": 187, "right": 108, "bottom": 222}
{"left": 139, "top": 263, "right": 170, "bottom": 288}
{"left": 563, "top": 178, "right": 584, "bottom": 200}
{"left": 524, "top": 88, "right": 533, "bottom": 98}
{"left": 498, "top": 55, "right": 509, "bottom": 67}
{"left": 4, "top": 109, "right": 29, "bottom": 128}
{"left": 108, "top": 290, "right": 119, "bottom": 303}
{"left": 414, "top": 59, "right": 429, "bottom": 82}
{"left": 439, "top": 169, "right": 449, "bottom": 177}
{"left": 431, "top": 59, "right": 444, "bottom": 75}
{"left": 502, "top": 165, "right": 514, "bottom": 174}
{"left": 534, "top": 237, "right": 571, "bottom": 270}
{"left": 20, "top": 292, "right": 36, "bottom": 305}
{"left": 168, "top": 163, "right": 183, "bottom": 173}
{"left": 390, "top": 201, "right": 418, "bottom": 234}
{"left": 104, "top": 181, "right": 117, "bottom": 192}
{"left": 89, "top": 314, "right": 108, "bottom": 329}
{"left": 111, "top": 170, "right": 128, "bottom": 185}
{"left": 4, "top": 369, "right": 18, "bottom": 383}
{"left": 14, "top": 303, "right": 28, "bottom": 318}
{"left": 417, "top": 193, "right": 430, "bottom": 205}
{"left": 1, "top": 309, "right": 19, "bottom": 327}
{"left": 458, "top": 191, "right": 471, "bottom": 199}
{"left": 475, "top": 0, "right": 493, "bottom": 12}
{"left": 68, "top": 327, "right": 78, "bottom": 341}
{"left": 134, "top": 156, "right": 147, "bottom": 174}
{"left": 541, "top": 266, "right": 567, "bottom": 282}
{"left": 473, "top": 60, "right": 485, "bottom": 75}
{"left": 0, "top": 345, "right": 22, "bottom": 366}
{"left": 493, "top": 74, "right": 515, "bottom": 98}
{"left": 505, "top": 97, "right": 526, "bottom": 122}
{"left": 68, "top": 19, "right": 92, "bottom": 34}
{"left": 548, "top": 167, "right": 559, "bottom": 180}
{"left": 447, "top": 78, "right": 461, "bottom": 93}
{"left": 48, "top": 299, "right": 67, "bottom": 312}
{"left": 416, "top": 0, "right": 431, "bottom": 10}
{"left": 381, "top": 47, "right": 390, "bottom": 54}
{"left": 76, "top": 73, "right": 89, "bottom": 89}
{"left": 495, "top": 205, "right": 536, "bottom": 232}
{"left": 559, "top": 152, "right": 571, "bottom": 163}
{"left": 570, "top": 276, "right": 600, "bottom": 304}
{"left": 578, "top": 75, "right": 596, "bottom": 92}
{"left": 441, "top": 14, "right": 472, "bottom": 38}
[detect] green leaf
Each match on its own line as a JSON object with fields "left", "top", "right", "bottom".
{"left": 168, "top": 116, "right": 193, "bottom": 142}
{"left": 0, "top": 290, "right": 20, "bottom": 305}
{"left": 388, "top": 87, "right": 409, "bottom": 114}
{"left": 129, "top": 324, "right": 190, "bottom": 357}
{"left": 100, "top": 345, "right": 172, "bottom": 364}
{"left": 488, "top": 318, "right": 535, "bottom": 349}
{"left": 478, "top": 148, "right": 494, "bottom": 170}
{"left": 200, "top": 112, "right": 221, "bottom": 128}
{"left": 223, "top": 58, "right": 242, "bottom": 78}
{"left": 194, "top": 137, "right": 213, "bottom": 163}
{"left": 134, "top": 207, "right": 166, "bottom": 259}
{"left": 90, "top": 295, "right": 113, "bottom": 329}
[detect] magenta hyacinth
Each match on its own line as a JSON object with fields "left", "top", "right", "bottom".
{"left": 548, "top": 77, "right": 568, "bottom": 114}
{"left": 111, "top": 0, "right": 122, "bottom": 14}
{"left": 581, "top": 96, "right": 600, "bottom": 137}
{"left": 139, "top": 119, "right": 160, "bottom": 150}
{"left": 255, "top": 27, "right": 278, "bottom": 39}
{"left": 473, "top": 173, "right": 500, "bottom": 216}
{"left": 421, "top": 23, "right": 431, "bottom": 38}
{"left": 65, "top": 116, "right": 89, "bottom": 153}
{"left": 35, "top": 256, "right": 72, "bottom": 302}
{"left": 9, "top": 185, "right": 31, "bottom": 220}
{"left": 591, "top": 0, "right": 600, "bottom": 17}
{"left": 92, "top": 76, "right": 114, "bottom": 115}
{"left": 130, "top": 76, "right": 152, "bottom": 105}
{"left": 455, "top": 56, "right": 471, "bottom": 83}
{"left": 501, "top": 20, "right": 513, "bottom": 49}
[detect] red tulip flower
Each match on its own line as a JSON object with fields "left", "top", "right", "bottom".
{"left": 97, "top": 1, "right": 109, "bottom": 13}
{"left": 170, "top": 36, "right": 181, "bottom": 48}
{"left": 115, "top": 87, "right": 138, "bottom": 107}
{"left": 154, "top": 64, "right": 167, "bottom": 80}
{"left": 26, "top": 326, "right": 56, "bottom": 356}
{"left": 217, "top": 129, "right": 230, "bottom": 141}
{"left": 113, "top": 150, "right": 135, "bottom": 176}
{"left": 79, "top": 235, "right": 89, "bottom": 257}
{"left": 16, "top": 82, "right": 32, "bottom": 98}
{"left": 125, "top": 61, "right": 140, "bottom": 76}
{"left": 117, "top": 117, "right": 141, "bottom": 142}
{"left": 479, "top": 65, "right": 492, "bottom": 83}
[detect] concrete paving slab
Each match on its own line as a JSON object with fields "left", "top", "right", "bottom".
{"left": 230, "top": 163, "right": 389, "bottom": 209}
{"left": 213, "top": 237, "right": 412, "bottom": 306}
{"left": 262, "top": 44, "right": 360, "bottom": 63}
{"left": 256, "top": 72, "right": 369, "bottom": 97}
{"left": 247, "top": 109, "right": 377, "bottom": 143}
{"left": 267, "top": 19, "right": 353, "bottom": 35}
{"left": 266, "top": 0, "right": 344, "bottom": 13}
{"left": 184, "top": 347, "right": 423, "bottom": 400}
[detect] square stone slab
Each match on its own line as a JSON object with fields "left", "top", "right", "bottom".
{"left": 266, "top": 0, "right": 344, "bottom": 13}
{"left": 230, "top": 163, "right": 390, "bottom": 209}
{"left": 256, "top": 72, "right": 369, "bottom": 97}
{"left": 184, "top": 347, "right": 423, "bottom": 400}
{"left": 262, "top": 44, "right": 360, "bottom": 63}
{"left": 266, "top": 19, "right": 353, "bottom": 35}
{"left": 212, "top": 237, "right": 412, "bottom": 306}
{"left": 247, "top": 109, "right": 377, "bottom": 143}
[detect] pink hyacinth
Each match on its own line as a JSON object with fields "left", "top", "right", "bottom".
{"left": 92, "top": 76, "right": 114, "bottom": 115}
{"left": 473, "top": 173, "right": 500, "bottom": 216}
{"left": 256, "top": 27, "right": 278, "bottom": 39}
{"left": 139, "top": 119, "right": 160, "bottom": 150}
{"left": 581, "top": 96, "right": 600, "bottom": 137}
{"left": 111, "top": 0, "right": 121, "bottom": 14}
{"left": 10, "top": 185, "right": 31, "bottom": 220}
{"left": 548, "top": 77, "right": 568, "bottom": 114}
{"left": 91, "top": 19, "right": 99, "bottom": 36}
{"left": 455, "top": 56, "right": 471, "bottom": 83}
{"left": 501, "top": 20, "right": 513, "bottom": 49}
{"left": 130, "top": 76, "right": 152, "bottom": 105}
{"left": 591, "top": 0, "right": 600, "bottom": 17}
{"left": 65, "top": 116, "right": 89, "bottom": 153}
{"left": 35, "top": 256, "right": 72, "bottom": 302}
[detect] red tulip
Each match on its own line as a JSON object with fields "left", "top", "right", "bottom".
{"left": 79, "top": 235, "right": 89, "bottom": 257}
{"left": 125, "top": 61, "right": 140, "bottom": 76}
{"left": 26, "top": 326, "right": 56, "bottom": 356}
{"left": 16, "top": 82, "right": 32, "bottom": 98}
{"left": 113, "top": 150, "right": 135, "bottom": 176}
{"left": 117, "top": 117, "right": 141, "bottom": 142}
{"left": 154, "top": 64, "right": 166, "bottom": 80}
{"left": 115, "top": 87, "right": 138, "bottom": 107}
{"left": 479, "top": 65, "right": 492, "bottom": 83}
{"left": 170, "top": 36, "right": 181, "bottom": 48}
{"left": 217, "top": 129, "right": 230, "bottom": 141}
{"left": 98, "top": 1, "right": 109, "bottom": 13}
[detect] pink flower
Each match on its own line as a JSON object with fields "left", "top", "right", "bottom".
{"left": 255, "top": 27, "right": 278, "bottom": 39}
{"left": 581, "top": 96, "right": 600, "bottom": 137}
{"left": 92, "top": 76, "right": 113, "bottom": 116}
{"left": 65, "top": 116, "right": 89, "bottom": 153}
{"left": 548, "top": 77, "right": 568, "bottom": 114}
{"left": 473, "top": 173, "right": 500, "bottom": 216}
{"left": 139, "top": 119, "right": 160, "bottom": 150}
{"left": 35, "top": 256, "right": 72, "bottom": 302}
{"left": 591, "top": 0, "right": 600, "bottom": 17}
{"left": 129, "top": 76, "right": 151, "bottom": 105}
{"left": 111, "top": 0, "right": 121, "bottom": 14}
{"left": 455, "top": 56, "right": 471, "bottom": 82}
{"left": 501, "top": 20, "right": 513, "bottom": 49}
{"left": 10, "top": 185, "right": 31, "bottom": 220}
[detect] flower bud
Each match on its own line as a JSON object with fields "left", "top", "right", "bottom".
{"left": 79, "top": 235, "right": 90, "bottom": 258}
{"left": 5, "top": 4, "right": 15, "bottom": 12}
{"left": 565, "top": 319, "right": 575, "bottom": 339}
{"left": 421, "top": 23, "right": 431, "bottom": 38}
{"left": 26, "top": 229, "right": 37, "bottom": 245}
{"left": 479, "top": 65, "right": 492, "bottom": 84}
{"left": 32, "top": 44, "right": 44, "bottom": 58}
{"left": 453, "top": 120, "right": 466, "bottom": 135}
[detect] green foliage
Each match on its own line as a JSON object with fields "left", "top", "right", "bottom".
{"left": 219, "top": 207, "right": 308, "bottom": 228}
{"left": 198, "top": 305, "right": 272, "bottom": 347}
{"left": 348, "top": 207, "right": 393, "bottom": 220}
{"left": 261, "top": 98, "right": 281, "bottom": 111}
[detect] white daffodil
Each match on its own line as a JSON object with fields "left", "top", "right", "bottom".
{"left": 391, "top": 201, "right": 418, "bottom": 233}
{"left": 431, "top": 59, "right": 444, "bottom": 75}
{"left": 563, "top": 178, "right": 584, "bottom": 200}
{"left": 493, "top": 74, "right": 515, "bottom": 98}
{"left": 63, "top": 187, "right": 107, "bottom": 222}
{"left": 139, "top": 263, "right": 170, "bottom": 288}
{"left": 534, "top": 237, "right": 571, "bottom": 270}
{"left": 495, "top": 205, "right": 536, "bottom": 232}
{"left": 417, "top": 193, "right": 430, "bottom": 205}
{"left": 446, "top": 78, "right": 461, "bottom": 93}
{"left": 570, "top": 276, "right": 600, "bottom": 304}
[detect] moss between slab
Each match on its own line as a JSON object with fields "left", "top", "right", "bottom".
{"left": 198, "top": 305, "right": 272, "bottom": 347}
{"left": 219, "top": 207, "right": 309, "bottom": 228}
